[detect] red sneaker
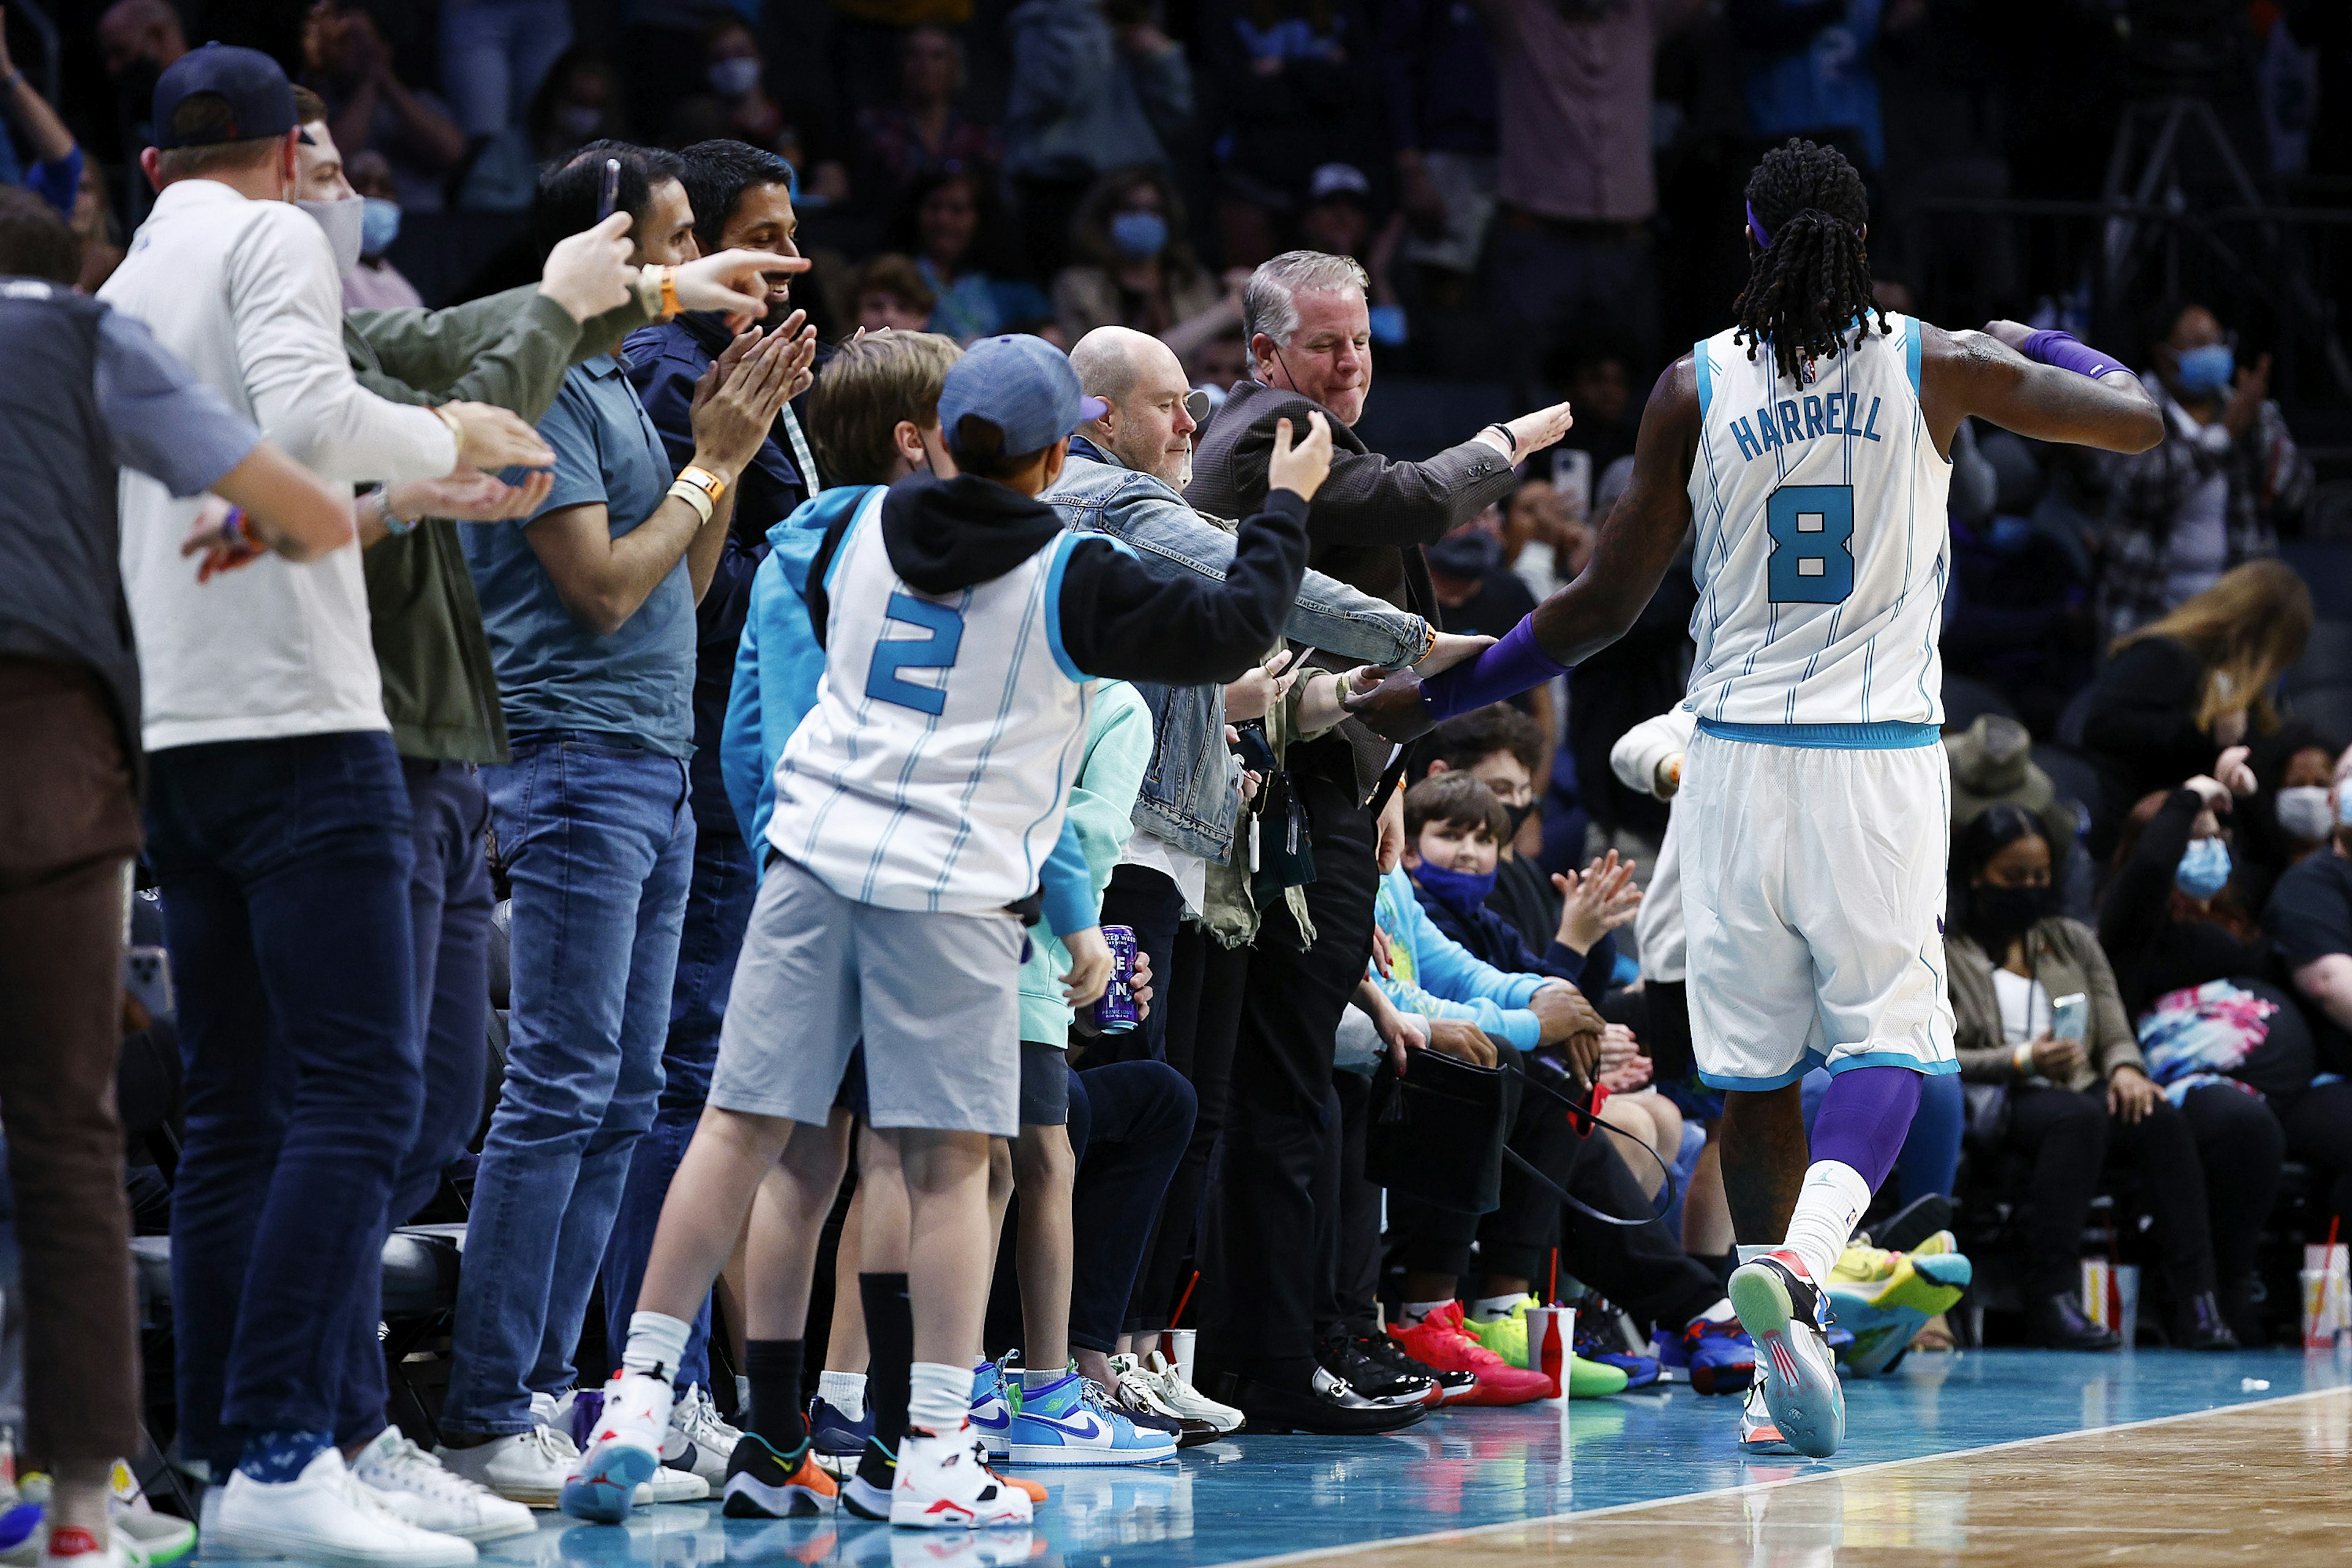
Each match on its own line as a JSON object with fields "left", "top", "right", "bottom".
{"left": 1388, "top": 1303, "right": 1552, "bottom": 1407}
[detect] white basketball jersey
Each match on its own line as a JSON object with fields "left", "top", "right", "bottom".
{"left": 771, "top": 487, "right": 1095, "bottom": 914}
{"left": 1683, "top": 314, "right": 1953, "bottom": 731}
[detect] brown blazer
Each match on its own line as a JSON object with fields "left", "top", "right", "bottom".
{"left": 1947, "top": 916, "right": 2145, "bottom": 1091}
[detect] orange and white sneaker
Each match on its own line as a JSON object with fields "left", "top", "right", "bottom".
{"left": 1729, "top": 1250, "right": 1845, "bottom": 1460}
{"left": 1387, "top": 1303, "right": 1551, "bottom": 1407}
{"left": 1737, "top": 1384, "right": 1796, "bottom": 1456}
{"left": 720, "top": 1434, "right": 839, "bottom": 1518}
{"left": 559, "top": 1370, "right": 672, "bottom": 1523}
{"left": 889, "top": 1421, "right": 1035, "bottom": 1530}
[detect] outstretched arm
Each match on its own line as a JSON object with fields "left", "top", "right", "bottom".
{"left": 1921, "top": 321, "right": 2164, "bottom": 456}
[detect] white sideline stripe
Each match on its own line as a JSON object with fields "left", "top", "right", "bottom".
{"left": 1215, "top": 1385, "right": 2352, "bottom": 1568}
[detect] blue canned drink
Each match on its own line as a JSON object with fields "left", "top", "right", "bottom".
{"left": 1094, "top": 924, "right": 1140, "bottom": 1033}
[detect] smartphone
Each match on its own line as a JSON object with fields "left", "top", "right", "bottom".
{"left": 2051, "top": 992, "right": 2089, "bottom": 1042}
{"left": 596, "top": 157, "right": 622, "bottom": 221}
{"left": 1550, "top": 447, "right": 1593, "bottom": 518}
{"left": 124, "top": 944, "right": 173, "bottom": 1021}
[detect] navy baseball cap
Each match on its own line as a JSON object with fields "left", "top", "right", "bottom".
{"left": 937, "top": 335, "right": 1107, "bottom": 459}
{"left": 153, "top": 43, "right": 296, "bottom": 151}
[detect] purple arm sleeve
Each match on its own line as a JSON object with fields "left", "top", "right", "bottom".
{"left": 1419, "top": 617, "right": 1574, "bottom": 722}
{"left": 2019, "top": 330, "right": 2128, "bottom": 382}
{"left": 1808, "top": 1065, "right": 1925, "bottom": 1191}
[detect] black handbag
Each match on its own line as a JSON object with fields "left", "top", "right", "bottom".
{"left": 1366, "top": 1048, "right": 1521, "bottom": 1215}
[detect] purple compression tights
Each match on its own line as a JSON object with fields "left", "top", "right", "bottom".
{"left": 1807, "top": 1066, "right": 1924, "bottom": 1190}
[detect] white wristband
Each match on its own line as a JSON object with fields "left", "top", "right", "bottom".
{"left": 668, "top": 478, "right": 714, "bottom": 526}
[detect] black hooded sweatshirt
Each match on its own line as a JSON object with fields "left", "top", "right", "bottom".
{"left": 879, "top": 471, "right": 1310, "bottom": 684}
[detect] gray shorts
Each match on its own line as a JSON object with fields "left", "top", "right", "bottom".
{"left": 710, "top": 856, "right": 1023, "bottom": 1137}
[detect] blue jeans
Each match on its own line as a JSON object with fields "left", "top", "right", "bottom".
{"left": 442, "top": 736, "right": 693, "bottom": 1438}
{"left": 600, "top": 827, "right": 756, "bottom": 1395}
{"left": 1066, "top": 1062, "right": 1195, "bottom": 1355}
{"left": 146, "top": 733, "right": 418, "bottom": 1469}
{"left": 1799, "top": 1065, "right": 1965, "bottom": 1204}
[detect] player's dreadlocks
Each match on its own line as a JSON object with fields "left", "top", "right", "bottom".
{"left": 1731, "top": 138, "right": 1887, "bottom": 383}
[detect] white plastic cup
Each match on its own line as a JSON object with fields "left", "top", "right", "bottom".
{"left": 2113, "top": 1264, "right": 2141, "bottom": 1348}
{"left": 1161, "top": 1328, "right": 1198, "bottom": 1388}
{"left": 2304, "top": 1270, "right": 2333, "bottom": 1349}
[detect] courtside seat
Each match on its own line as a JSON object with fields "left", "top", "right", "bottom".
{"left": 128, "top": 1227, "right": 464, "bottom": 1320}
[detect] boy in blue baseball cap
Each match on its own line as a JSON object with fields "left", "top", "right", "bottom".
{"left": 565, "top": 336, "right": 1332, "bottom": 1531}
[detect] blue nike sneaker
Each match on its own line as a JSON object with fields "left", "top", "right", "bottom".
{"left": 968, "top": 1359, "right": 1014, "bottom": 1459}
{"left": 1003, "top": 1371, "right": 1177, "bottom": 1467}
{"left": 1654, "top": 1314, "right": 1757, "bottom": 1395}
{"left": 808, "top": 1393, "right": 873, "bottom": 1461}
{"left": 1574, "top": 1322, "right": 1661, "bottom": 1390}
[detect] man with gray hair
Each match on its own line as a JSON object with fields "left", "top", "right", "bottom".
{"left": 1048, "top": 327, "right": 1491, "bottom": 1428}
{"left": 1181, "top": 250, "right": 1575, "bottom": 1433}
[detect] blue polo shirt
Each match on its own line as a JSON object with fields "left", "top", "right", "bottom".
{"left": 461, "top": 352, "right": 695, "bottom": 756}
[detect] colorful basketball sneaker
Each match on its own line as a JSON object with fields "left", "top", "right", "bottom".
{"left": 720, "top": 1434, "right": 837, "bottom": 1519}
{"left": 1002, "top": 1371, "right": 1177, "bottom": 1467}
{"left": 1728, "top": 1250, "right": 1844, "bottom": 1458}
{"left": 1461, "top": 1296, "right": 1630, "bottom": 1397}
{"left": 1737, "top": 1384, "right": 1796, "bottom": 1457}
{"left": 968, "top": 1360, "right": 1014, "bottom": 1460}
{"left": 1387, "top": 1303, "right": 1551, "bottom": 1406}
{"left": 560, "top": 1370, "right": 671, "bottom": 1522}
{"left": 1826, "top": 1232, "right": 1973, "bottom": 1378}
{"left": 1572, "top": 1319, "right": 1661, "bottom": 1390}
{"left": 889, "top": 1422, "right": 1033, "bottom": 1529}
{"left": 1654, "top": 1313, "right": 1758, "bottom": 1395}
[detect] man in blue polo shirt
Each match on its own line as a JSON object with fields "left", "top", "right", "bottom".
{"left": 440, "top": 140, "right": 801, "bottom": 1506}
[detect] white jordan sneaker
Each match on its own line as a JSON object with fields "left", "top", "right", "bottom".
{"left": 889, "top": 1421, "right": 1033, "bottom": 1531}
{"left": 1729, "top": 1250, "right": 1846, "bottom": 1459}
{"left": 547, "top": 1388, "right": 706, "bottom": 1509}
{"left": 560, "top": 1371, "right": 673, "bottom": 1523}
{"left": 432, "top": 1427, "right": 576, "bottom": 1510}
{"left": 208, "top": 1449, "right": 477, "bottom": 1567}
{"left": 351, "top": 1429, "right": 536, "bottom": 1544}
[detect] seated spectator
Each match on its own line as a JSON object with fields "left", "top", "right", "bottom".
{"left": 1294, "top": 163, "right": 1410, "bottom": 350}
{"left": 529, "top": 49, "right": 630, "bottom": 162}
{"left": 1942, "top": 424, "right": 2095, "bottom": 737}
{"left": 854, "top": 25, "right": 999, "bottom": 202}
{"left": 2098, "top": 301, "right": 2313, "bottom": 644}
{"left": 1183, "top": 325, "right": 1249, "bottom": 403}
{"left": 1497, "top": 471, "right": 1588, "bottom": 601}
{"left": 97, "top": 0, "right": 187, "bottom": 157}
{"left": 1003, "top": 0, "right": 1195, "bottom": 275}
{"left": 1949, "top": 804, "right": 2245, "bottom": 1349}
{"left": 2081, "top": 560, "right": 2312, "bottom": 852}
{"left": 1730, "top": 0, "right": 1884, "bottom": 169}
{"left": 1052, "top": 164, "right": 1232, "bottom": 356}
{"left": 2260, "top": 757, "right": 2352, "bottom": 1237}
{"left": 1196, "top": 0, "right": 1381, "bottom": 268}
{"left": 301, "top": 0, "right": 466, "bottom": 212}
{"left": 888, "top": 167, "right": 1052, "bottom": 343}
{"left": 0, "top": 18, "right": 80, "bottom": 219}
{"left": 342, "top": 150, "right": 422, "bottom": 308}
{"left": 1427, "top": 519, "right": 1537, "bottom": 646}
{"left": 1424, "top": 705, "right": 1558, "bottom": 936}
{"left": 1946, "top": 713, "right": 2093, "bottom": 920}
{"left": 1553, "top": 347, "right": 1637, "bottom": 476}
{"left": 2239, "top": 721, "right": 2345, "bottom": 905}
{"left": 439, "top": 0, "right": 575, "bottom": 139}
{"left": 70, "top": 160, "right": 126, "bottom": 295}
{"left": 665, "top": 17, "right": 849, "bottom": 206}
{"left": 851, "top": 251, "right": 936, "bottom": 334}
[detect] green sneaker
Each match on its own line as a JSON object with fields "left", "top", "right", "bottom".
{"left": 1464, "top": 1297, "right": 1630, "bottom": 1397}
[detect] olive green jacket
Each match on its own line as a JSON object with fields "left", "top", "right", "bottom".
{"left": 1947, "top": 916, "right": 2146, "bottom": 1091}
{"left": 342, "top": 287, "right": 651, "bottom": 763}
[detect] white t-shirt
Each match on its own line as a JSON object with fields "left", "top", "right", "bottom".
{"left": 1117, "top": 826, "right": 1207, "bottom": 919}
{"left": 2161, "top": 399, "right": 2232, "bottom": 610}
{"left": 1991, "top": 967, "right": 2051, "bottom": 1047}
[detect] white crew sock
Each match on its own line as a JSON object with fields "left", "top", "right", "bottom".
{"left": 1020, "top": 1366, "right": 1062, "bottom": 1391}
{"left": 622, "top": 1311, "right": 693, "bottom": 1385}
{"left": 1779, "top": 1160, "right": 1872, "bottom": 1287}
{"left": 818, "top": 1371, "right": 867, "bottom": 1422}
{"left": 1400, "top": 1300, "right": 1452, "bottom": 1327}
{"left": 908, "top": 1362, "right": 970, "bottom": 1434}
{"left": 1470, "top": 1293, "right": 1525, "bottom": 1322}
{"left": 735, "top": 1374, "right": 753, "bottom": 1414}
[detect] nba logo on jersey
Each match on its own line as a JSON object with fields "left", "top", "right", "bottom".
{"left": 1683, "top": 312, "right": 1954, "bottom": 730}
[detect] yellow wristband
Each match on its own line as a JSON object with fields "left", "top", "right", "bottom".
{"left": 668, "top": 478, "right": 715, "bottom": 526}
{"left": 636, "top": 265, "right": 665, "bottom": 319}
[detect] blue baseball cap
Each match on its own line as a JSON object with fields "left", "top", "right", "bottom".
{"left": 937, "top": 334, "right": 1107, "bottom": 459}
{"left": 153, "top": 43, "right": 297, "bottom": 151}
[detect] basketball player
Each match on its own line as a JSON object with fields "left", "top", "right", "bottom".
{"left": 1351, "top": 138, "right": 2162, "bottom": 1458}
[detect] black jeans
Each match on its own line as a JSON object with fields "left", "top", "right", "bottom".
{"left": 1204, "top": 760, "right": 1380, "bottom": 1378}
{"left": 1066, "top": 1061, "right": 1196, "bottom": 1354}
{"left": 1095, "top": 862, "right": 1186, "bottom": 1065}
{"left": 1128, "top": 924, "right": 1250, "bottom": 1333}
{"left": 2275, "top": 1080, "right": 2352, "bottom": 1227}
{"left": 2007, "top": 1082, "right": 2280, "bottom": 1303}
{"left": 146, "top": 732, "right": 419, "bottom": 1469}
{"left": 1316, "top": 1074, "right": 1382, "bottom": 1338}
{"left": 1392, "top": 1090, "right": 1721, "bottom": 1332}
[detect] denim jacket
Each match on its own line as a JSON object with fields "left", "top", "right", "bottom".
{"left": 1044, "top": 441, "right": 1430, "bottom": 859}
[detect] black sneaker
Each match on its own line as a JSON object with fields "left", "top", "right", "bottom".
{"left": 720, "top": 1433, "right": 837, "bottom": 1518}
{"left": 1208, "top": 1370, "right": 1427, "bottom": 1436}
{"left": 839, "top": 1436, "right": 896, "bottom": 1520}
{"left": 1356, "top": 1332, "right": 1474, "bottom": 1404}
{"left": 1316, "top": 1333, "right": 1437, "bottom": 1409}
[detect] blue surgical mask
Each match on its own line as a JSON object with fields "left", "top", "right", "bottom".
{"left": 1109, "top": 210, "right": 1169, "bottom": 259}
{"left": 2176, "top": 835, "right": 2232, "bottom": 901}
{"left": 360, "top": 197, "right": 401, "bottom": 258}
{"left": 708, "top": 56, "right": 762, "bottom": 97}
{"left": 1988, "top": 516, "right": 2034, "bottom": 555}
{"left": 2339, "top": 789, "right": 2352, "bottom": 829}
{"left": 1412, "top": 859, "right": 1498, "bottom": 916}
{"left": 2174, "top": 343, "right": 2235, "bottom": 399}
{"left": 1367, "top": 303, "right": 1408, "bottom": 346}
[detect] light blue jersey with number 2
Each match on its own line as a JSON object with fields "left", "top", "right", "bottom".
{"left": 1682, "top": 312, "right": 1953, "bottom": 733}
{"left": 771, "top": 485, "right": 1095, "bottom": 915}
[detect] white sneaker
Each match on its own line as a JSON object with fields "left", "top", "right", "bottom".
{"left": 1127, "top": 1351, "right": 1245, "bottom": 1436}
{"left": 432, "top": 1427, "right": 576, "bottom": 1509}
{"left": 1738, "top": 1384, "right": 1798, "bottom": 1456}
{"left": 543, "top": 1389, "right": 704, "bottom": 1509}
{"left": 352, "top": 1429, "right": 535, "bottom": 1544}
{"left": 560, "top": 1371, "right": 673, "bottom": 1523}
{"left": 664, "top": 1384, "right": 742, "bottom": 1485}
{"left": 208, "top": 1449, "right": 476, "bottom": 1567}
{"left": 1730, "top": 1250, "right": 1845, "bottom": 1460}
{"left": 889, "top": 1421, "right": 1033, "bottom": 1530}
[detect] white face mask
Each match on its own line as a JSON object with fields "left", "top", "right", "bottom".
{"left": 300, "top": 195, "right": 366, "bottom": 276}
{"left": 2277, "top": 786, "right": 2335, "bottom": 843}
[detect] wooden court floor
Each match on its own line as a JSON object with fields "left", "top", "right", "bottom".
{"left": 1237, "top": 1385, "right": 2352, "bottom": 1568}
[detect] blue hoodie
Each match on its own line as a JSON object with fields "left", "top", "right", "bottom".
{"left": 720, "top": 484, "right": 1095, "bottom": 935}
{"left": 1370, "top": 867, "right": 1546, "bottom": 1050}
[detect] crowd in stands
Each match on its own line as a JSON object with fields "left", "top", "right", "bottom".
{"left": 1, "top": 2, "right": 2350, "bottom": 1566}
